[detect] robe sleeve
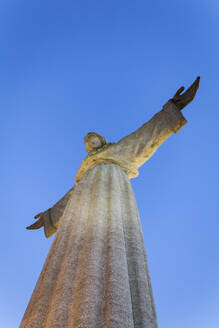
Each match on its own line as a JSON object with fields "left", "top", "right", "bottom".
{"left": 114, "top": 100, "right": 187, "bottom": 169}
{"left": 43, "top": 186, "right": 74, "bottom": 238}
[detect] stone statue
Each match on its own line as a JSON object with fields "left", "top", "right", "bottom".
{"left": 21, "top": 77, "right": 200, "bottom": 328}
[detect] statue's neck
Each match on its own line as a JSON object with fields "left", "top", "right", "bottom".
{"left": 87, "top": 142, "right": 115, "bottom": 156}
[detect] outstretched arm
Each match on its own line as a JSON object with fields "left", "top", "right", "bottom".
{"left": 113, "top": 77, "right": 200, "bottom": 169}
{"left": 26, "top": 186, "right": 74, "bottom": 238}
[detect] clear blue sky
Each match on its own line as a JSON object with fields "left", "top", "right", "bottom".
{"left": 1, "top": 0, "right": 219, "bottom": 327}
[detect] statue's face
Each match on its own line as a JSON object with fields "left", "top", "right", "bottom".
{"left": 84, "top": 133, "right": 103, "bottom": 153}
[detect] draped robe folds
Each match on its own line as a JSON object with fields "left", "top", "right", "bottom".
{"left": 20, "top": 101, "right": 187, "bottom": 328}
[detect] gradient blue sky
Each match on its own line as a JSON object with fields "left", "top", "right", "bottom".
{"left": 1, "top": 0, "right": 219, "bottom": 327}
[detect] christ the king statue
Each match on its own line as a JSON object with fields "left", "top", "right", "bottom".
{"left": 21, "top": 77, "right": 200, "bottom": 328}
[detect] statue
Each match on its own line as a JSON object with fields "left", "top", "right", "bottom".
{"left": 21, "top": 77, "right": 200, "bottom": 328}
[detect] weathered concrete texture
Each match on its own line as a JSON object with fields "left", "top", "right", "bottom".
{"left": 21, "top": 101, "right": 187, "bottom": 328}
{"left": 21, "top": 164, "right": 158, "bottom": 327}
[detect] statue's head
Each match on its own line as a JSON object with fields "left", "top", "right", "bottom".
{"left": 84, "top": 132, "right": 106, "bottom": 154}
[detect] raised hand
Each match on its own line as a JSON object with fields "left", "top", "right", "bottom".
{"left": 26, "top": 212, "right": 44, "bottom": 230}
{"left": 172, "top": 76, "right": 200, "bottom": 111}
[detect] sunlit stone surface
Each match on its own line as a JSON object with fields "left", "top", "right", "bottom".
{"left": 21, "top": 101, "right": 187, "bottom": 328}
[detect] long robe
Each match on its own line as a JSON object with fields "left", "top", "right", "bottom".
{"left": 20, "top": 101, "right": 187, "bottom": 328}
